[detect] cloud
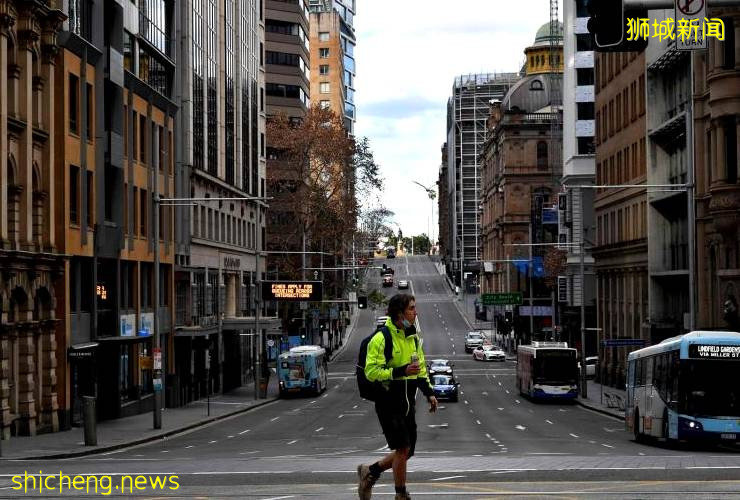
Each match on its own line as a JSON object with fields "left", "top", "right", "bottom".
{"left": 353, "top": 0, "right": 553, "bottom": 237}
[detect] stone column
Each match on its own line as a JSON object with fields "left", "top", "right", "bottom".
{"left": 16, "top": 324, "right": 37, "bottom": 436}
{"left": 39, "top": 321, "right": 58, "bottom": 432}
{"left": 0, "top": 328, "right": 11, "bottom": 440}
{"left": 225, "top": 274, "right": 236, "bottom": 318}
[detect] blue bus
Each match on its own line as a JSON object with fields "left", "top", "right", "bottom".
{"left": 626, "top": 331, "right": 740, "bottom": 444}
{"left": 278, "top": 345, "right": 328, "bottom": 397}
{"left": 516, "top": 342, "right": 579, "bottom": 400}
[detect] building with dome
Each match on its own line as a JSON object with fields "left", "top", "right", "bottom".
{"left": 479, "top": 21, "right": 565, "bottom": 344}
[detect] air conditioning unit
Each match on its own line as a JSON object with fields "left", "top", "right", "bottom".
{"left": 557, "top": 276, "right": 568, "bottom": 303}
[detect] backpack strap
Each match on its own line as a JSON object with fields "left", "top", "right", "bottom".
{"left": 378, "top": 326, "right": 393, "bottom": 364}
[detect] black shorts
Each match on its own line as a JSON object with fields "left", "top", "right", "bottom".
{"left": 375, "top": 407, "right": 417, "bottom": 458}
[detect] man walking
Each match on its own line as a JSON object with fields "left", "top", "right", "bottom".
{"left": 357, "top": 294, "right": 438, "bottom": 500}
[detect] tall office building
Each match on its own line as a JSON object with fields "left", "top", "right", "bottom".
{"left": 173, "top": 0, "right": 267, "bottom": 402}
{"left": 560, "top": 0, "right": 597, "bottom": 353}
{"left": 309, "top": 0, "right": 356, "bottom": 134}
{"left": 445, "top": 73, "right": 519, "bottom": 291}
{"left": 264, "top": 0, "right": 311, "bottom": 278}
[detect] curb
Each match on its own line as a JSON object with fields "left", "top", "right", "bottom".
{"left": 576, "top": 398, "right": 625, "bottom": 421}
{"left": 3, "top": 397, "right": 278, "bottom": 461}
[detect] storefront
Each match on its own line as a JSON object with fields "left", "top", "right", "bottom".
{"left": 67, "top": 342, "right": 98, "bottom": 427}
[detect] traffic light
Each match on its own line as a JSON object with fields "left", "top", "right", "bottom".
{"left": 358, "top": 296, "right": 368, "bottom": 309}
{"left": 587, "top": 0, "right": 648, "bottom": 52}
{"left": 505, "top": 311, "right": 513, "bottom": 324}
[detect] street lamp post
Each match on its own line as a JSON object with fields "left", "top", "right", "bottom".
{"left": 412, "top": 181, "right": 436, "bottom": 254}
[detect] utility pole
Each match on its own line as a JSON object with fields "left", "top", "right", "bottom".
{"left": 153, "top": 130, "right": 162, "bottom": 430}
{"left": 580, "top": 239, "right": 587, "bottom": 398}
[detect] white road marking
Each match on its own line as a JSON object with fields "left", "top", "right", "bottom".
{"left": 287, "top": 440, "right": 298, "bottom": 445}
{"left": 315, "top": 427, "right": 324, "bottom": 432}
{"left": 271, "top": 417, "right": 280, "bottom": 422}
{"left": 432, "top": 475, "right": 466, "bottom": 481}
{"left": 353, "top": 405, "right": 358, "bottom": 409}
{"left": 239, "top": 429, "right": 251, "bottom": 435}
{"left": 497, "top": 408, "right": 505, "bottom": 411}
{"left": 310, "top": 400, "right": 317, "bottom": 404}
{"left": 515, "top": 425, "right": 526, "bottom": 431}
{"left": 515, "top": 400, "right": 520, "bottom": 404}
{"left": 161, "top": 450, "right": 169, "bottom": 453}
{"left": 185, "top": 445, "right": 194, "bottom": 449}
{"left": 338, "top": 414, "right": 344, "bottom": 419}
{"left": 570, "top": 433, "right": 580, "bottom": 438}
{"left": 427, "top": 423, "right": 449, "bottom": 428}
{"left": 498, "top": 382, "right": 502, "bottom": 386}
{"left": 601, "top": 443, "right": 615, "bottom": 448}
{"left": 464, "top": 400, "right": 469, "bottom": 405}
{"left": 259, "top": 496, "right": 295, "bottom": 500}
{"left": 482, "top": 391, "right": 488, "bottom": 396}
{"left": 476, "top": 420, "right": 481, "bottom": 425}
{"left": 485, "top": 433, "right": 492, "bottom": 439}
{"left": 505, "top": 390, "right": 510, "bottom": 394}
{"left": 545, "top": 420, "right": 553, "bottom": 425}
{"left": 228, "top": 435, "right": 235, "bottom": 439}
{"left": 209, "top": 440, "right": 217, "bottom": 444}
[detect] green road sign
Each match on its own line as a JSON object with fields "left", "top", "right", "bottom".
{"left": 481, "top": 292, "right": 523, "bottom": 306}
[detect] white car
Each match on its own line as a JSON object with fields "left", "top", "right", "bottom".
{"left": 397, "top": 280, "right": 409, "bottom": 289}
{"left": 464, "top": 331, "right": 485, "bottom": 352}
{"left": 473, "top": 345, "right": 506, "bottom": 362}
{"left": 428, "top": 359, "right": 454, "bottom": 375}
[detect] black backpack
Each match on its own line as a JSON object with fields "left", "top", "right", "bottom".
{"left": 356, "top": 326, "right": 417, "bottom": 402}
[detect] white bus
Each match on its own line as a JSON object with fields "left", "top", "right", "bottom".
{"left": 626, "top": 331, "right": 740, "bottom": 444}
{"left": 277, "top": 345, "right": 328, "bottom": 397}
{"left": 517, "top": 342, "right": 579, "bottom": 400}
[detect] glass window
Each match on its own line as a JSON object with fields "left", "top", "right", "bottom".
{"left": 320, "top": 100, "right": 330, "bottom": 109}
{"left": 577, "top": 102, "right": 594, "bottom": 120}
{"left": 576, "top": 68, "right": 594, "bottom": 86}
{"left": 319, "top": 64, "right": 329, "bottom": 75}
{"left": 319, "top": 47, "right": 329, "bottom": 58}
{"left": 320, "top": 82, "right": 330, "bottom": 94}
{"left": 319, "top": 31, "right": 330, "bottom": 41}
{"left": 69, "top": 74, "right": 79, "bottom": 134}
{"left": 70, "top": 165, "right": 79, "bottom": 224}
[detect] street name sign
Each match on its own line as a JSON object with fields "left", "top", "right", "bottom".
{"left": 482, "top": 292, "right": 523, "bottom": 306}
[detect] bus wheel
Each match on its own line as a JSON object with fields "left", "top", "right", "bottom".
{"left": 633, "top": 409, "right": 643, "bottom": 442}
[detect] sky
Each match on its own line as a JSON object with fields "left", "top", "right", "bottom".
{"left": 353, "top": 0, "right": 557, "bottom": 241}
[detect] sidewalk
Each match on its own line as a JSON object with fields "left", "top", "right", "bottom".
{"left": 1, "top": 306, "right": 363, "bottom": 461}
{"left": 1, "top": 376, "right": 281, "bottom": 461}
{"left": 577, "top": 379, "right": 626, "bottom": 420}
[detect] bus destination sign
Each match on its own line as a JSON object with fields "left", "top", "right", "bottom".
{"left": 689, "top": 344, "right": 740, "bottom": 360}
{"left": 262, "top": 281, "right": 322, "bottom": 302}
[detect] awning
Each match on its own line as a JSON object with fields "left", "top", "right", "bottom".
{"left": 96, "top": 335, "right": 153, "bottom": 343}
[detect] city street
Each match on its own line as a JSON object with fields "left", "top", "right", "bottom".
{"left": 1, "top": 256, "right": 738, "bottom": 498}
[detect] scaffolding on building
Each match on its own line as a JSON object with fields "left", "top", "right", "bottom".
{"left": 448, "top": 73, "right": 519, "bottom": 273}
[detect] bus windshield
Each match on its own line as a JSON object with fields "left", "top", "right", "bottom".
{"left": 535, "top": 351, "right": 577, "bottom": 385}
{"left": 680, "top": 360, "right": 740, "bottom": 418}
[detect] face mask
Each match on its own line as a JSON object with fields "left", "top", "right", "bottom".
{"left": 402, "top": 319, "right": 412, "bottom": 329}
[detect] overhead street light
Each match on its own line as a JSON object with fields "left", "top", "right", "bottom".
{"left": 412, "top": 181, "right": 437, "bottom": 254}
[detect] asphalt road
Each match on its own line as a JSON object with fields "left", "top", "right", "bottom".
{"left": 1, "top": 256, "right": 738, "bottom": 498}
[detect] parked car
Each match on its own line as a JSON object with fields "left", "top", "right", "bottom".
{"left": 431, "top": 374, "right": 459, "bottom": 402}
{"left": 428, "top": 359, "right": 454, "bottom": 375}
{"left": 464, "top": 331, "right": 485, "bottom": 353}
{"left": 382, "top": 274, "right": 394, "bottom": 287}
{"left": 473, "top": 344, "right": 506, "bottom": 362}
{"left": 375, "top": 316, "right": 389, "bottom": 327}
{"left": 387, "top": 248, "right": 396, "bottom": 258}
{"left": 397, "top": 279, "right": 409, "bottom": 289}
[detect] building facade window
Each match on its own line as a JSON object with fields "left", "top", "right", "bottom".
{"left": 319, "top": 64, "right": 329, "bottom": 75}
{"left": 319, "top": 47, "right": 329, "bottom": 58}
{"left": 320, "top": 82, "right": 330, "bottom": 94}
{"left": 69, "top": 74, "right": 79, "bottom": 135}
{"left": 536, "top": 141, "right": 548, "bottom": 170}
{"left": 70, "top": 165, "right": 80, "bottom": 225}
{"left": 319, "top": 31, "right": 329, "bottom": 41}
